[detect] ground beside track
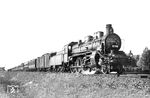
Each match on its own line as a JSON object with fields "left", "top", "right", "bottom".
{"left": 0, "top": 71, "right": 150, "bottom": 98}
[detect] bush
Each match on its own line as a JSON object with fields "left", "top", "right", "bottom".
{"left": 137, "top": 47, "right": 150, "bottom": 71}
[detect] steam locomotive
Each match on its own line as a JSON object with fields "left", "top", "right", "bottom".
{"left": 8, "top": 24, "right": 128, "bottom": 74}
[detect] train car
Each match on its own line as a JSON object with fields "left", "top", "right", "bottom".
{"left": 9, "top": 67, "right": 17, "bottom": 71}
{"left": 23, "top": 61, "right": 29, "bottom": 71}
{"left": 17, "top": 65, "right": 24, "bottom": 71}
{"left": 10, "top": 64, "right": 24, "bottom": 71}
{"left": 36, "top": 57, "right": 41, "bottom": 71}
{"left": 48, "top": 51, "right": 64, "bottom": 71}
{"left": 43, "top": 53, "right": 51, "bottom": 68}
{"left": 35, "top": 53, "right": 51, "bottom": 71}
{"left": 40, "top": 55, "right": 45, "bottom": 70}
{"left": 28, "top": 59, "right": 37, "bottom": 71}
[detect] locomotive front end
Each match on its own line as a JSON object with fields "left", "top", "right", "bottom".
{"left": 105, "top": 33, "right": 121, "bottom": 53}
{"left": 96, "top": 24, "right": 125, "bottom": 74}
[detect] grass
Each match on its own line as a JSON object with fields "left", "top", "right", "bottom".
{"left": 0, "top": 71, "right": 150, "bottom": 98}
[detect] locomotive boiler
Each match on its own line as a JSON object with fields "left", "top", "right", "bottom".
{"left": 8, "top": 24, "right": 128, "bottom": 74}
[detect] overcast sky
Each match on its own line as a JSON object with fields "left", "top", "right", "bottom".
{"left": 0, "top": 0, "right": 150, "bottom": 69}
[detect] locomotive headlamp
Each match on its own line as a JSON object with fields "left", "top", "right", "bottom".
{"left": 112, "top": 45, "right": 118, "bottom": 48}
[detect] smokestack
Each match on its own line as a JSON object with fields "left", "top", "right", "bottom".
{"left": 106, "top": 24, "right": 114, "bottom": 35}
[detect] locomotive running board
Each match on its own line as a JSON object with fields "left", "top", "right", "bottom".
{"left": 70, "top": 51, "right": 92, "bottom": 57}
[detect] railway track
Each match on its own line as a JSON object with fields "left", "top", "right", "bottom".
{"left": 81, "top": 70, "right": 150, "bottom": 78}
{"left": 120, "top": 73, "right": 150, "bottom": 78}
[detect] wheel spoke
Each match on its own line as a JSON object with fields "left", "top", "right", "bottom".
{"left": 74, "top": 57, "right": 83, "bottom": 73}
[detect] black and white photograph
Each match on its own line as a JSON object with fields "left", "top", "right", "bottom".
{"left": 0, "top": 0, "right": 150, "bottom": 98}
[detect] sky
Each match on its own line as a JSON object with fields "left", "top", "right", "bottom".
{"left": 0, "top": 0, "right": 150, "bottom": 69}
